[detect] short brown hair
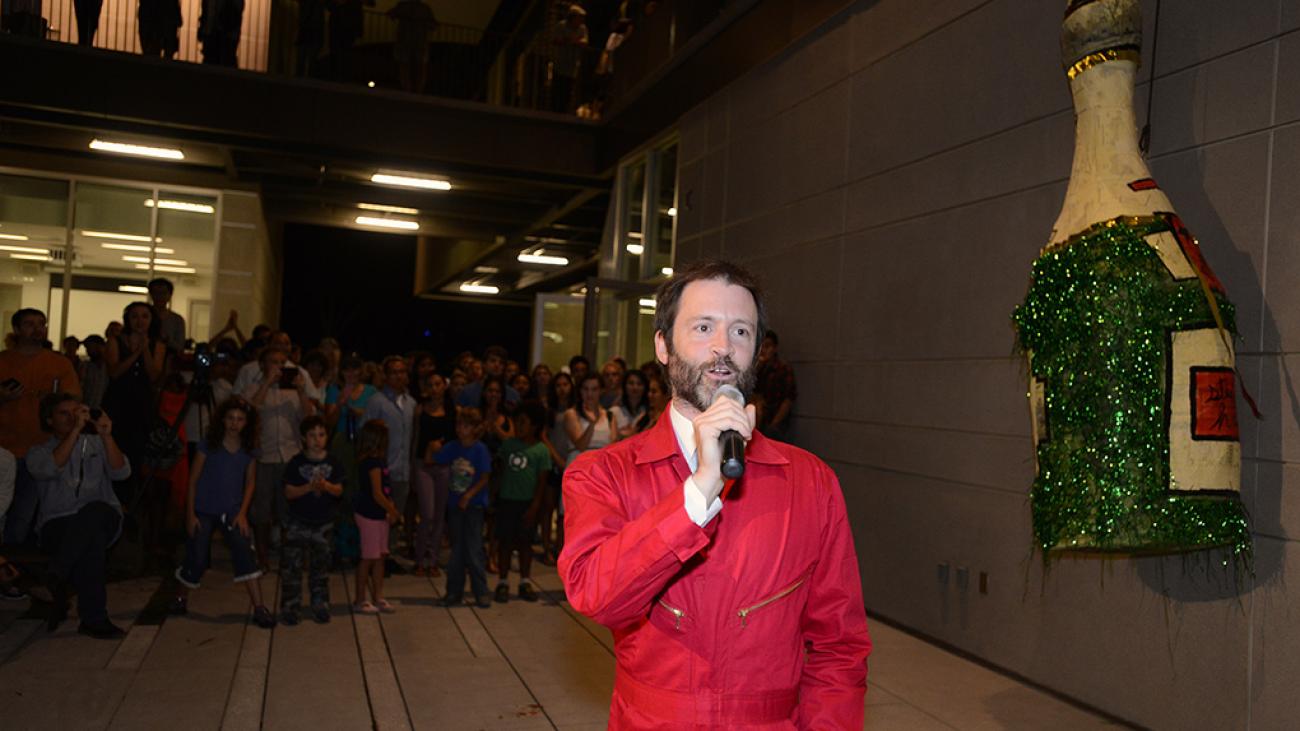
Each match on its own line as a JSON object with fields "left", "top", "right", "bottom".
{"left": 457, "top": 407, "right": 484, "bottom": 429}
{"left": 653, "top": 259, "right": 767, "bottom": 355}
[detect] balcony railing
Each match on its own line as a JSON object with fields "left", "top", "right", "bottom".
{"left": 3, "top": 0, "right": 736, "bottom": 118}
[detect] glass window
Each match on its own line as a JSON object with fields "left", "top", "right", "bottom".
{"left": 0, "top": 173, "right": 69, "bottom": 327}
{"left": 651, "top": 143, "right": 677, "bottom": 277}
{"left": 154, "top": 190, "right": 219, "bottom": 341}
{"left": 620, "top": 159, "right": 647, "bottom": 280}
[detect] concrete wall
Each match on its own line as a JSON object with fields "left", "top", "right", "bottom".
{"left": 672, "top": 1, "right": 1300, "bottom": 727}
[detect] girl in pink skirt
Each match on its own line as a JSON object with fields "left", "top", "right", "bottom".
{"left": 352, "top": 420, "right": 400, "bottom": 613}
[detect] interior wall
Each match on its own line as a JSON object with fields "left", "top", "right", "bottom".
{"left": 672, "top": 0, "right": 1300, "bottom": 727}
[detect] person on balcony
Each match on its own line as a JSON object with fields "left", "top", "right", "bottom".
{"left": 549, "top": 4, "right": 588, "bottom": 114}
{"left": 387, "top": 0, "right": 436, "bottom": 94}
{"left": 138, "top": 0, "right": 182, "bottom": 59}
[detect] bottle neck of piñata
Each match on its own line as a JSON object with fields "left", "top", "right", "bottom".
{"left": 1049, "top": 60, "right": 1174, "bottom": 245}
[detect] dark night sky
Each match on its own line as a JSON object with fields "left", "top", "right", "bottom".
{"left": 279, "top": 224, "right": 532, "bottom": 367}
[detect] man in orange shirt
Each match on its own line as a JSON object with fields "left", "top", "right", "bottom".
{"left": 0, "top": 309, "right": 81, "bottom": 545}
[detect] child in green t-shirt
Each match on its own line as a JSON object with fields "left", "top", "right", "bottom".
{"left": 492, "top": 400, "right": 551, "bottom": 603}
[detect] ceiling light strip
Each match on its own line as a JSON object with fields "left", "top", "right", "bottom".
{"left": 89, "top": 139, "right": 184, "bottom": 160}
{"left": 355, "top": 216, "right": 419, "bottom": 231}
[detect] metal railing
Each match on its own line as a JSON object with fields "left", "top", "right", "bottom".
{"left": 2, "top": 0, "right": 736, "bottom": 117}
{"left": 29, "top": 0, "right": 271, "bottom": 69}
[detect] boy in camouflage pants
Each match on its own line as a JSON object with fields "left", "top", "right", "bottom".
{"left": 280, "top": 416, "right": 344, "bottom": 624}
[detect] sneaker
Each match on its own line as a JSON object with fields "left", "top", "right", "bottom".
{"left": 279, "top": 609, "right": 300, "bottom": 626}
{"left": 518, "top": 582, "right": 539, "bottom": 602}
{"left": 475, "top": 594, "right": 492, "bottom": 609}
{"left": 0, "top": 584, "right": 28, "bottom": 601}
{"left": 252, "top": 605, "right": 277, "bottom": 629}
{"left": 168, "top": 596, "right": 188, "bottom": 615}
{"left": 376, "top": 599, "right": 396, "bottom": 613}
{"left": 78, "top": 620, "right": 126, "bottom": 639}
{"left": 311, "top": 605, "right": 331, "bottom": 624}
{"left": 353, "top": 601, "right": 380, "bottom": 614}
{"left": 437, "top": 596, "right": 463, "bottom": 608}
{"left": 494, "top": 583, "right": 510, "bottom": 604}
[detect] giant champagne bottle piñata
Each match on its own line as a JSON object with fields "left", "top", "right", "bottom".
{"left": 1012, "top": 0, "right": 1251, "bottom": 556}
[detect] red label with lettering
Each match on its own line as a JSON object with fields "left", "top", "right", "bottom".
{"left": 1191, "top": 368, "right": 1238, "bottom": 440}
{"left": 1128, "top": 178, "right": 1159, "bottom": 191}
{"left": 1166, "top": 213, "right": 1225, "bottom": 293}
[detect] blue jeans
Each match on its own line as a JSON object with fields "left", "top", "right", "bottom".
{"left": 176, "top": 512, "right": 262, "bottom": 588}
{"left": 445, "top": 503, "right": 487, "bottom": 601}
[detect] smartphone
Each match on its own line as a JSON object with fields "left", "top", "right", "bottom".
{"left": 278, "top": 367, "right": 300, "bottom": 389}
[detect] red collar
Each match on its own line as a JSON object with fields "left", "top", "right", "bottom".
{"left": 633, "top": 401, "right": 791, "bottom": 467}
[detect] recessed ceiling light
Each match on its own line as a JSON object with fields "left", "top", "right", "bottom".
{"left": 0, "top": 233, "right": 30, "bottom": 241}
{"left": 118, "top": 285, "right": 150, "bottom": 294}
{"left": 358, "top": 202, "right": 420, "bottom": 215}
{"left": 0, "top": 245, "right": 50, "bottom": 254}
{"left": 89, "top": 139, "right": 184, "bottom": 160}
{"left": 135, "top": 263, "right": 196, "bottom": 274}
{"left": 638, "top": 298, "right": 657, "bottom": 308}
{"left": 122, "top": 255, "right": 188, "bottom": 266}
{"left": 460, "top": 282, "right": 499, "bottom": 294}
{"left": 661, "top": 267, "right": 674, "bottom": 276}
{"left": 82, "top": 230, "right": 155, "bottom": 243}
{"left": 100, "top": 242, "right": 175, "bottom": 254}
{"left": 355, "top": 216, "right": 419, "bottom": 231}
{"left": 9, "top": 253, "right": 51, "bottom": 261}
{"left": 144, "top": 199, "right": 214, "bottom": 214}
{"left": 626, "top": 244, "right": 644, "bottom": 255}
{"left": 667, "top": 207, "right": 677, "bottom": 217}
{"left": 517, "top": 252, "right": 569, "bottom": 266}
{"left": 474, "top": 266, "right": 500, "bottom": 274}
{"left": 371, "top": 173, "right": 451, "bottom": 191}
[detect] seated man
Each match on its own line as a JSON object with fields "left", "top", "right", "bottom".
{"left": 27, "top": 393, "right": 130, "bottom": 638}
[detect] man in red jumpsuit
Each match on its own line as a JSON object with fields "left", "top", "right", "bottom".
{"left": 560, "top": 259, "right": 871, "bottom": 729}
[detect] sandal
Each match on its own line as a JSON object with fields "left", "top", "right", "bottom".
{"left": 352, "top": 601, "right": 379, "bottom": 614}
{"left": 375, "top": 598, "right": 396, "bottom": 613}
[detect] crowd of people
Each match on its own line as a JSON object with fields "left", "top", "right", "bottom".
{"left": 0, "top": 274, "right": 797, "bottom": 635}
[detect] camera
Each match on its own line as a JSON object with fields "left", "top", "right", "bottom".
{"left": 191, "top": 342, "right": 229, "bottom": 386}
{"left": 82, "top": 408, "right": 102, "bottom": 435}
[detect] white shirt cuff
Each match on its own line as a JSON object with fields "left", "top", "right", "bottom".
{"left": 683, "top": 476, "right": 723, "bottom": 527}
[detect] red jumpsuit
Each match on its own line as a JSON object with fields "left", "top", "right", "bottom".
{"left": 559, "top": 410, "right": 871, "bottom": 729}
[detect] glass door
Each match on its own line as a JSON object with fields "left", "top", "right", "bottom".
{"left": 581, "top": 278, "right": 659, "bottom": 370}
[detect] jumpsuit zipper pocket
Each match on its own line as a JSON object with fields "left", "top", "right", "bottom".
{"left": 658, "top": 599, "right": 685, "bottom": 630}
{"left": 737, "top": 576, "right": 806, "bottom": 628}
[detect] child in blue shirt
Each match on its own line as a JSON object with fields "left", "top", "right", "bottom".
{"left": 173, "top": 397, "right": 276, "bottom": 629}
{"left": 435, "top": 407, "right": 493, "bottom": 608}
{"left": 279, "top": 415, "right": 344, "bottom": 625}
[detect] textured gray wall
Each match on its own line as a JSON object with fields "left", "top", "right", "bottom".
{"left": 672, "top": 1, "right": 1300, "bottom": 727}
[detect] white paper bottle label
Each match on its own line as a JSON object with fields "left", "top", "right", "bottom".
{"left": 1167, "top": 328, "right": 1240, "bottom": 493}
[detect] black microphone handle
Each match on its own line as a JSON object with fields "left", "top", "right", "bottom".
{"left": 720, "top": 429, "right": 745, "bottom": 480}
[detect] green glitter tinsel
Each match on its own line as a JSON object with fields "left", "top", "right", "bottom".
{"left": 1012, "top": 215, "right": 1252, "bottom": 561}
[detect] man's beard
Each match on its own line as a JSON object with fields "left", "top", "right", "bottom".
{"left": 666, "top": 351, "right": 756, "bottom": 413}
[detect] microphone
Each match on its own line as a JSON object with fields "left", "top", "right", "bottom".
{"left": 713, "top": 384, "right": 746, "bottom": 479}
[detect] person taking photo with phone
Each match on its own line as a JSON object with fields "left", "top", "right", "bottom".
{"left": 243, "top": 346, "right": 314, "bottom": 570}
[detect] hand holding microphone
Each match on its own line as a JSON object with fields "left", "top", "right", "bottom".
{"left": 690, "top": 384, "right": 756, "bottom": 503}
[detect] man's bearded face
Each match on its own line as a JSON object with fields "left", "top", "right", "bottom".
{"left": 665, "top": 338, "right": 757, "bottom": 413}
